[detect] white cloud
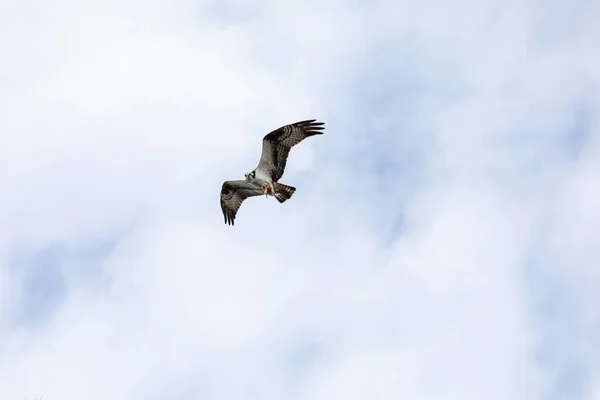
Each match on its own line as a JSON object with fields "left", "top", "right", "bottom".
{"left": 1, "top": 0, "right": 599, "bottom": 399}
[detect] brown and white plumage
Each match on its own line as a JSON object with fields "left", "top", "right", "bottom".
{"left": 220, "top": 119, "right": 325, "bottom": 226}
{"left": 257, "top": 119, "right": 325, "bottom": 182}
{"left": 220, "top": 180, "right": 264, "bottom": 226}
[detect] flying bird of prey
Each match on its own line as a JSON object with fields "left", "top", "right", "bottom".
{"left": 220, "top": 119, "right": 325, "bottom": 225}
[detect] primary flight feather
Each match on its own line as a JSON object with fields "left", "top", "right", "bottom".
{"left": 220, "top": 119, "right": 325, "bottom": 225}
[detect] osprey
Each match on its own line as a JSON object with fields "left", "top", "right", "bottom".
{"left": 220, "top": 119, "right": 325, "bottom": 225}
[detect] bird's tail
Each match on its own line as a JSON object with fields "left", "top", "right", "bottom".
{"left": 273, "top": 183, "right": 296, "bottom": 203}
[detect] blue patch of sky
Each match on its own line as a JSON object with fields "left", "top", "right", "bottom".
{"left": 279, "top": 337, "right": 324, "bottom": 397}
{"left": 195, "top": 0, "right": 261, "bottom": 26}
{"left": 333, "top": 46, "right": 442, "bottom": 241}
{"left": 562, "top": 103, "right": 591, "bottom": 161}
{"left": 9, "top": 238, "right": 118, "bottom": 328}
{"left": 525, "top": 222, "right": 587, "bottom": 400}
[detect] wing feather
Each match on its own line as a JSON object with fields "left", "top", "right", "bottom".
{"left": 220, "top": 180, "right": 264, "bottom": 225}
{"left": 257, "top": 119, "right": 325, "bottom": 182}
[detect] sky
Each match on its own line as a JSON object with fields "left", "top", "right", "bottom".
{"left": 0, "top": 0, "right": 599, "bottom": 399}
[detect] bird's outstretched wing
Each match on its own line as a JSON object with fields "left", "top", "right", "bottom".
{"left": 256, "top": 119, "right": 325, "bottom": 182}
{"left": 220, "top": 180, "right": 264, "bottom": 225}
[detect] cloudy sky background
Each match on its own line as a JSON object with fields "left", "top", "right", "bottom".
{"left": 1, "top": 0, "right": 599, "bottom": 399}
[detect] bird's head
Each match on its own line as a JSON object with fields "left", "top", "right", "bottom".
{"left": 244, "top": 170, "right": 256, "bottom": 181}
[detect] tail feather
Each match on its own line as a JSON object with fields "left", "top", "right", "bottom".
{"left": 273, "top": 183, "right": 296, "bottom": 203}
